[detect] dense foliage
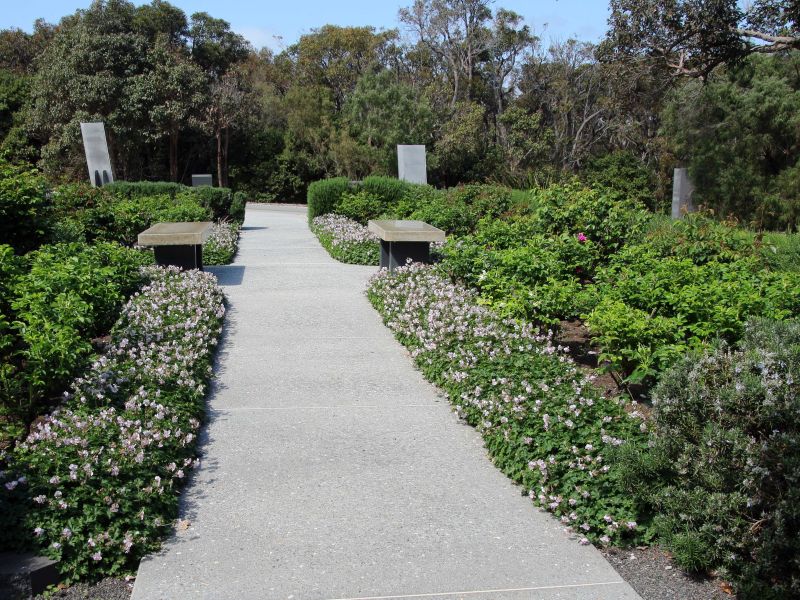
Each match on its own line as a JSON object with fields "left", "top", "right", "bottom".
{"left": 0, "top": 267, "right": 225, "bottom": 582}
{"left": 368, "top": 263, "right": 648, "bottom": 546}
{"left": 0, "top": 242, "right": 151, "bottom": 441}
{"left": 618, "top": 319, "right": 800, "bottom": 598}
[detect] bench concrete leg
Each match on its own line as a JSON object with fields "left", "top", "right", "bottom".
{"left": 153, "top": 245, "right": 204, "bottom": 271}
{"left": 380, "top": 241, "right": 430, "bottom": 271}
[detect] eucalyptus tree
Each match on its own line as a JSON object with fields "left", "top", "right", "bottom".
{"left": 605, "top": 0, "right": 800, "bottom": 79}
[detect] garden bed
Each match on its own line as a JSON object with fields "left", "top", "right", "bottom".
{"left": 0, "top": 266, "right": 225, "bottom": 585}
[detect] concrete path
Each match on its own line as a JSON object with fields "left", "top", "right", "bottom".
{"left": 132, "top": 205, "right": 640, "bottom": 600}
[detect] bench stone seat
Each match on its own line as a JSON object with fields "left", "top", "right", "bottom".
{"left": 0, "top": 552, "right": 59, "bottom": 597}
{"left": 368, "top": 219, "right": 445, "bottom": 271}
{"left": 137, "top": 221, "right": 213, "bottom": 270}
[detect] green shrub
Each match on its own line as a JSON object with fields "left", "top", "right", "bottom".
{"left": 442, "top": 224, "right": 599, "bottom": 323}
{"left": 104, "top": 181, "right": 184, "bottom": 199}
{"left": 761, "top": 231, "right": 800, "bottom": 273}
{"left": 643, "top": 212, "right": 756, "bottom": 265}
{"left": 359, "top": 176, "right": 412, "bottom": 205}
{"left": 618, "top": 318, "right": 800, "bottom": 597}
{"left": 307, "top": 177, "right": 351, "bottom": 222}
{"left": 1, "top": 242, "right": 150, "bottom": 428}
{"left": 586, "top": 245, "right": 800, "bottom": 383}
{"left": 527, "top": 182, "right": 649, "bottom": 257}
{"left": 104, "top": 182, "right": 236, "bottom": 221}
{"left": 582, "top": 151, "right": 656, "bottom": 210}
{"left": 334, "top": 190, "right": 384, "bottom": 224}
{"left": 230, "top": 191, "right": 247, "bottom": 223}
{"left": 0, "top": 159, "right": 50, "bottom": 253}
{"left": 188, "top": 187, "right": 233, "bottom": 221}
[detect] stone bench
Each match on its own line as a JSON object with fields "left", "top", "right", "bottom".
{"left": 0, "top": 553, "right": 59, "bottom": 597}
{"left": 138, "top": 221, "right": 213, "bottom": 270}
{"left": 367, "top": 219, "right": 445, "bottom": 271}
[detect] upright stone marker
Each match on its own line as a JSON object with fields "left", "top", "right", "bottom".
{"left": 192, "top": 174, "right": 213, "bottom": 187}
{"left": 397, "top": 145, "right": 427, "bottom": 185}
{"left": 672, "top": 167, "right": 695, "bottom": 219}
{"left": 80, "top": 122, "right": 114, "bottom": 187}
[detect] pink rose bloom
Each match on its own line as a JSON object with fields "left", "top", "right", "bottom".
{"left": 577, "top": 232, "right": 587, "bottom": 242}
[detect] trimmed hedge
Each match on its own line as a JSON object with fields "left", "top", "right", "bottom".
{"left": 307, "top": 177, "right": 351, "bottom": 222}
{"left": 103, "top": 181, "right": 238, "bottom": 222}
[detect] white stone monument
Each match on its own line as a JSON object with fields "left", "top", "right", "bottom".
{"left": 80, "top": 122, "right": 114, "bottom": 187}
{"left": 672, "top": 167, "right": 695, "bottom": 219}
{"left": 397, "top": 145, "right": 427, "bottom": 185}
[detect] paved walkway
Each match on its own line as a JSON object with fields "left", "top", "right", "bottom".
{"left": 132, "top": 205, "right": 640, "bottom": 600}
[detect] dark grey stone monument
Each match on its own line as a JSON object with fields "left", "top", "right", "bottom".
{"left": 368, "top": 219, "right": 445, "bottom": 271}
{"left": 397, "top": 145, "right": 427, "bottom": 185}
{"left": 80, "top": 122, "right": 114, "bottom": 187}
{"left": 672, "top": 168, "right": 695, "bottom": 219}
{"left": 192, "top": 174, "right": 213, "bottom": 187}
{"left": 138, "top": 222, "right": 213, "bottom": 270}
{"left": 0, "top": 553, "right": 60, "bottom": 597}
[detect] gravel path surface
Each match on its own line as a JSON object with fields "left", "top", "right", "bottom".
{"left": 603, "top": 547, "right": 733, "bottom": 600}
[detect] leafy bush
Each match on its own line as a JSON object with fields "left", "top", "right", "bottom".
{"left": 761, "top": 231, "right": 800, "bottom": 273}
{"left": 311, "top": 214, "right": 379, "bottom": 265}
{"left": 442, "top": 223, "right": 598, "bottom": 322}
{"left": 307, "top": 177, "right": 351, "bottom": 222}
{"left": 586, "top": 245, "right": 800, "bottom": 383}
{"left": 582, "top": 151, "right": 656, "bottom": 210}
{"left": 359, "top": 176, "right": 413, "bottom": 205}
{"left": 617, "top": 318, "right": 800, "bottom": 597}
{"left": 103, "top": 182, "right": 236, "bottom": 221}
{"left": 230, "top": 191, "right": 247, "bottom": 223}
{"left": 0, "top": 159, "right": 50, "bottom": 253}
{"left": 103, "top": 181, "right": 184, "bottom": 199}
{"left": 368, "top": 263, "right": 648, "bottom": 547}
{"left": 0, "top": 267, "right": 225, "bottom": 582}
{"left": 524, "top": 182, "right": 649, "bottom": 257}
{"left": 187, "top": 187, "right": 233, "bottom": 221}
{"left": 0, "top": 242, "right": 150, "bottom": 430}
{"left": 334, "top": 190, "right": 384, "bottom": 224}
{"left": 97, "top": 195, "right": 211, "bottom": 246}
{"left": 203, "top": 222, "right": 240, "bottom": 265}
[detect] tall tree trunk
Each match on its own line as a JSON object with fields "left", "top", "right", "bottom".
{"left": 216, "top": 128, "right": 223, "bottom": 188}
{"left": 169, "top": 128, "right": 179, "bottom": 182}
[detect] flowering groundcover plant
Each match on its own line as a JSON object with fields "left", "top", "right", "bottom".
{"left": 0, "top": 266, "right": 225, "bottom": 583}
{"left": 367, "top": 263, "right": 648, "bottom": 546}
{"left": 204, "top": 221, "right": 240, "bottom": 266}
{"left": 312, "top": 214, "right": 380, "bottom": 265}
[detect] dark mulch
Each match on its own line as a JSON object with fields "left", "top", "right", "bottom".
{"left": 604, "top": 547, "right": 735, "bottom": 600}
{"left": 34, "top": 578, "right": 132, "bottom": 600}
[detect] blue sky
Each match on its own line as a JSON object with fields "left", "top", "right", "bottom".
{"left": 4, "top": 1, "right": 611, "bottom": 50}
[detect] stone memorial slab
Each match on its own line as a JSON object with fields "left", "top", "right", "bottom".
{"left": 192, "top": 174, "right": 213, "bottom": 187}
{"left": 80, "top": 122, "right": 114, "bottom": 187}
{"left": 138, "top": 221, "right": 213, "bottom": 270}
{"left": 397, "top": 144, "right": 427, "bottom": 185}
{"left": 672, "top": 167, "right": 695, "bottom": 219}
{"left": 368, "top": 219, "right": 445, "bottom": 270}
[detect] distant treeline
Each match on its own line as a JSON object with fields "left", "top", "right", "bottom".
{"left": 0, "top": 0, "right": 798, "bottom": 229}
